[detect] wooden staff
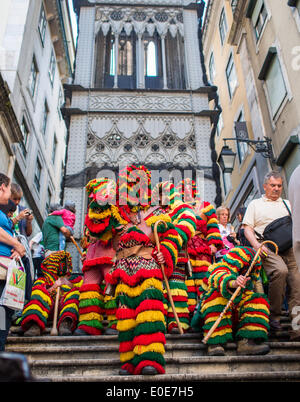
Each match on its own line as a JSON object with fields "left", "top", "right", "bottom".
{"left": 50, "top": 286, "right": 61, "bottom": 336}
{"left": 70, "top": 236, "right": 84, "bottom": 258}
{"left": 154, "top": 220, "right": 184, "bottom": 335}
{"left": 202, "top": 240, "right": 278, "bottom": 344}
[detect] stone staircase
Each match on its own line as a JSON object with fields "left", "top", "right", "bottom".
{"left": 5, "top": 313, "right": 300, "bottom": 382}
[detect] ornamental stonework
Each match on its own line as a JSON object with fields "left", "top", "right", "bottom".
{"left": 86, "top": 115, "right": 197, "bottom": 169}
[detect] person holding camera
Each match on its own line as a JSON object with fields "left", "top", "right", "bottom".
{"left": 10, "top": 183, "right": 33, "bottom": 238}
{"left": 243, "top": 171, "right": 300, "bottom": 340}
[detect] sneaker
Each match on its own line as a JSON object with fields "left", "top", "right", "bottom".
{"left": 237, "top": 339, "right": 270, "bottom": 356}
{"left": 207, "top": 345, "right": 225, "bottom": 356}
{"left": 58, "top": 318, "right": 73, "bottom": 336}
{"left": 23, "top": 323, "right": 41, "bottom": 337}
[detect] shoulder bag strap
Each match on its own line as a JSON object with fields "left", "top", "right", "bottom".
{"left": 282, "top": 199, "right": 292, "bottom": 216}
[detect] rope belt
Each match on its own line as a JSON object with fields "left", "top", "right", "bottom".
{"left": 115, "top": 245, "right": 154, "bottom": 260}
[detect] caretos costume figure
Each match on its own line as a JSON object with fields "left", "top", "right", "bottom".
{"left": 75, "top": 178, "right": 118, "bottom": 336}
{"left": 175, "top": 179, "right": 223, "bottom": 322}
{"left": 88, "top": 165, "right": 196, "bottom": 376}
{"left": 151, "top": 181, "right": 192, "bottom": 334}
{"left": 192, "top": 246, "right": 270, "bottom": 356}
{"left": 20, "top": 251, "right": 82, "bottom": 336}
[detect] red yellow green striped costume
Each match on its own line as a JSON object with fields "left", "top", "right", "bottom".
{"left": 185, "top": 202, "right": 223, "bottom": 317}
{"left": 76, "top": 178, "right": 119, "bottom": 335}
{"left": 101, "top": 166, "right": 196, "bottom": 375}
{"left": 173, "top": 179, "right": 223, "bottom": 326}
{"left": 192, "top": 247, "right": 270, "bottom": 345}
{"left": 151, "top": 181, "right": 195, "bottom": 333}
{"left": 20, "top": 251, "right": 82, "bottom": 333}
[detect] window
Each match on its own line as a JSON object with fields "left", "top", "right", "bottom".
{"left": 46, "top": 188, "right": 52, "bottom": 213}
{"left": 216, "top": 112, "right": 224, "bottom": 136}
{"left": 231, "top": 0, "right": 238, "bottom": 14}
{"left": 52, "top": 135, "right": 57, "bottom": 164}
{"left": 235, "top": 111, "right": 248, "bottom": 163}
{"left": 49, "top": 49, "right": 56, "bottom": 86}
{"left": 219, "top": 8, "right": 228, "bottom": 46}
{"left": 57, "top": 87, "right": 64, "bottom": 120}
{"left": 288, "top": 0, "right": 300, "bottom": 15}
{"left": 38, "top": 4, "right": 47, "bottom": 45}
{"left": 258, "top": 49, "right": 288, "bottom": 118}
{"left": 20, "top": 118, "right": 29, "bottom": 159}
{"left": 226, "top": 53, "right": 238, "bottom": 99}
{"left": 41, "top": 100, "right": 49, "bottom": 135}
{"left": 209, "top": 52, "right": 216, "bottom": 83}
{"left": 34, "top": 158, "right": 42, "bottom": 192}
{"left": 222, "top": 171, "right": 232, "bottom": 196}
{"left": 28, "top": 56, "right": 38, "bottom": 98}
{"left": 251, "top": 0, "right": 268, "bottom": 41}
{"left": 145, "top": 40, "right": 158, "bottom": 77}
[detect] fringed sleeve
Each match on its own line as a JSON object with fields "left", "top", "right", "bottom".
{"left": 152, "top": 220, "right": 182, "bottom": 278}
{"left": 201, "top": 202, "right": 224, "bottom": 249}
{"left": 207, "top": 247, "right": 262, "bottom": 302}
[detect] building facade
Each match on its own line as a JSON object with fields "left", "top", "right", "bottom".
{"left": 0, "top": 0, "right": 75, "bottom": 231}
{"left": 0, "top": 73, "right": 23, "bottom": 177}
{"left": 203, "top": 0, "right": 300, "bottom": 226}
{"left": 63, "top": 0, "right": 219, "bottom": 270}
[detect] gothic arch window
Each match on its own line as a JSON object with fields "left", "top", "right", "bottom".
{"left": 165, "top": 31, "right": 186, "bottom": 89}
{"left": 94, "top": 28, "right": 136, "bottom": 89}
{"left": 145, "top": 40, "right": 157, "bottom": 77}
{"left": 144, "top": 31, "right": 163, "bottom": 89}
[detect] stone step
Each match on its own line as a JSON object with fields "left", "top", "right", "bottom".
{"left": 37, "top": 370, "right": 300, "bottom": 382}
{"left": 27, "top": 353, "right": 300, "bottom": 379}
{"left": 6, "top": 329, "right": 292, "bottom": 350}
{"left": 5, "top": 340, "right": 300, "bottom": 360}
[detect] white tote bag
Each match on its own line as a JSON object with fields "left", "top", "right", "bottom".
{"left": 0, "top": 258, "right": 26, "bottom": 310}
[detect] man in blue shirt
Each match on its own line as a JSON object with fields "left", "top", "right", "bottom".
{"left": 0, "top": 173, "right": 25, "bottom": 351}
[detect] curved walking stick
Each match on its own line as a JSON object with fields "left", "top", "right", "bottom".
{"left": 50, "top": 286, "right": 61, "bottom": 336}
{"left": 202, "top": 241, "right": 278, "bottom": 344}
{"left": 154, "top": 220, "right": 184, "bottom": 335}
{"left": 70, "top": 236, "right": 84, "bottom": 258}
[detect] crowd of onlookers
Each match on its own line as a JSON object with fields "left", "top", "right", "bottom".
{"left": 0, "top": 173, "right": 76, "bottom": 351}
{"left": 0, "top": 167, "right": 300, "bottom": 351}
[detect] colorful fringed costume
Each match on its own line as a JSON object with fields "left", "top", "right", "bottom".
{"left": 88, "top": 165, "right": 196, "bottom": 375}
{"left": 192, "top": 247, "right": 270, "bottom": 345}
{"left": 20, "top": 251, "right": 82, "bottom": 333}
{"left": 185, "top": 201, "right": 223, "bottom": 318}
{"left": 173, "top": 179, "right": 223, "bottom": 324}
{"left": 152, "top": 181, "right": 194, "bottom": 333}
{"left": 76, "top": 178, "right": 118, "bottom": 335}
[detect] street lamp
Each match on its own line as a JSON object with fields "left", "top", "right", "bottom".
{"left": 218, "top": 135, "right": 275, "bottom": 174}
{"left": 217, "top": 145, "right": 237, "bottom": 174}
